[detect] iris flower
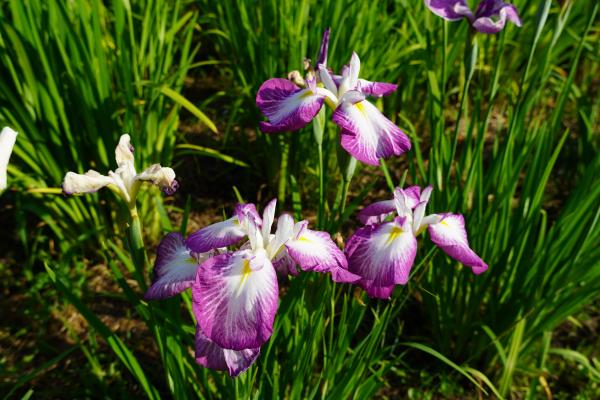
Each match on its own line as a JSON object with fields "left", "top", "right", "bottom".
{"left": 62, "top": 134, "right": 178, "bottom": 205}
{"left": 256, "top": 29, "right": 411, "bottom": 166}
{"left": 346, "top": 185, "right": 487, "bottom": 299}
{"left": 425, "top": 0, "right": 522, "bottom": 34}
{"left": 0, "top": 127, "right": 18, "bottom": 192}
{"left": 145, "top": 199, "right": 357, "bottom": 376}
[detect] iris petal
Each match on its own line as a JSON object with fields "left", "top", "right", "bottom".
{"left": 62, "top": 170, "right": 114, "bottom": 195}
{"left": 472, "top": 0, "right": 522, "bottom": 34}
{"left": 0, "top": 127, "right": 18, "bottom": 191}
{"left": 427, "top": 213, "right": 488, "bottom": 274}
{"left": 286, "top": 227, "right": 359, "bottom": 283}
{"left": 424, "top": 0, "right": 474, "bottom": 21}
{"left": 193, "top": 251, "right": 279, "bottom": 350}
{"left": 257, "top": 78, "right": 325, "bottom": 133}
{"left": 145, "top": 233, "right": 200, "bottom": 300}
{"left": 195, "top": 326, "right": 260, "bottom": 377}
{"left": 346, "top": 218, "right": 417, "bottom": 299}
{"left": 186, "top": 217, "right": 246, "bottom": 253}
{"left": 332, "top": 98, "right": 411, "bottom": 166}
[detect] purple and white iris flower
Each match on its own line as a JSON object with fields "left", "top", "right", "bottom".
{"left": 256, "top": 29, "right": 411, "bottom": 166}
{"left": 62, "top": 134, "right": 178, "bottom": 204}
{"left": 144, "top": 199, "right": 357, "bottom": 376}
{"left": 346, "top": 185, "right": 488, "bottom": 299}
{"left": 424, "top": 0, "right": 522, "bottom": 34}
{"left": 0, "top": 127, "right": 18, "bottom": 192}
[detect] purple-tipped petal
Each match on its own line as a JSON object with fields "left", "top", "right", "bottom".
{"left": 346, "top": 217, "right": 417, "bottom": 299}
{"left": 192, "top": 251, "right": 279, "bottom": 350}
{"left": 403, "top": 186, "right": 423, "bottom": 209}
{"left": 234, "top": 203, "right": 263, "bottom": 226}
{"left": 356, "top": 79, "right": 398, "bottom": 98}
{"left": 195, "top": 326, "right": 260, "bottom": 377}
{"left": 186, "top": 217, "right": 246, "bottom": 253}
{"left": 333, "top": 98, "right": 411, "bottom": 166}
{"left": 316, "top": 28, "right": 330, "bottom": 66}
{"left": 473, "top": 0, "right": 522, "bottom": 34}
{"left": 357, "top": 200, "right": 396, "bottom": 225}
{"left": 428, "top": 213, "right": 488, "bottom": 274}
{"left": 424, "top": 0, "right": 474, "bottom": 21}
{"left": 257, "top": 78, "right": 325, "bottom": 133}
{"left": 286, "top": 226, "right": 359, "bottom": 283}
{"left": 145, "top": 233, "right": 201, "bottom": 300}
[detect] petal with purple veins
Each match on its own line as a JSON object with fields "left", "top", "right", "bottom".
{"left": 333, "top": 98, "right": 411, "bottom": 166}
{"left": 346, "top": 217, "right": 417, "bottom": 299}
{"left": 356, "top": 79, "right": 398, "bottom": 98}
{"left": 145, "top": 233, "right": 200, "bottom": 300}
{"left": 286, "top": 226, "right": 359, "bottom": 283}
{"left": 428, "top": 213, "right": 488, "bottom": 274}
{"left": 257, "top": 78, "right": 325, "bottom": 133}
{"left": 195, "top": 325, "right": 260, "bottom": 377}
{"left": 193, "top": 251, "right": 279, "bottom": 350}
{"left": 186, "top": 217, "right": 246, "bottom": 253}
{"left": 357, "top": 200, "right": 396, "bottom": 225}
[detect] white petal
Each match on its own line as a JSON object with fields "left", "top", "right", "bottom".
{"left": 0, "top": 127, "right": 18, "bottom": 191}
{"left": 115, "top": 134, "right": 135, "bottom": 167}
{"left": 62, "top": 170, "right": 115, "bottom": 195}
{"left": 136, "top": 164, "right": 178, "bottom": 194}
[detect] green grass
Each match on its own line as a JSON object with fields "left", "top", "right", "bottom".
{"left": 1, "top": 0, "right": 599, "bottom": 398}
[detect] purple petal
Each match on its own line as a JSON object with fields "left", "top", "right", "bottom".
{"left": 333, "top": 98, "right": 411, "bottom": 166}
{"left": 356, "top": 79, "right": 398, "bottom": 98}
{"left": 424, "top": 0, "right": 473, "bottom": 21}
{"left": 286, "top": 227, "right": 359, "bottom": 283}
{"left": 473, "top": 0, "right": 522, "bottom": 34}
{"left": 357, "top": 200, "right": 396, "bottom": 225}
{"left": 272, "top": 248, "right": 299, "bottom": 277}
{"left": 316, "top": 28, "right": 330, "bottom": 66}
{"left": 257, "top": 78, "right": 325, "bottom": 133}
{"left": 192, "top": 251, "right": 279, "bottom": 350}
{"left": 186, "top": 217, "right": 246, "bottom": 253}
{"left": 195, "top": 325, "right": 260, "bottom": 377}
{"left": 145, "top": 233, "right": 200, "bottom": 300}
{"left": 427, "top": 213, "right": 488, "bottom": 274}
{"left": 346, "top": 217, "right": 418, "bottom": 299}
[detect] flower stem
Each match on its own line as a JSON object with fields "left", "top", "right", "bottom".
{"left": 128, "top": 206, "right": 149, "bottom": 291}
{"left": 313, "top": 108, "right": 326, "bottom": 229}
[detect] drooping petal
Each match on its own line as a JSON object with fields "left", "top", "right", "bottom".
{"left": 193, "top": 251, "right": 279, "bottom": 350}
{"left": 286, "top": 226, "right": 359, "bottom": 283}
{"left": 427, "top": 213, "right": 488, "bottom": 274}
{"left": 333, "top": 97, "right": 411, "bottom": 166}
{"left": 115, "top": 134, "right": 135, "bottom": 166}
{"left": 257, "top": 78, "right": 325, "bottom": 133}
{"left": 473, "top": 0, "right": 522, "bottom": 34}
{"left": 186, "top": 217, "right": 246, "bottom": 253}
{"left": 0, "top": 127, "right": 18, "bottom": 191}
{"left": 136, "top": 164, "right": 178, "bottom": 195}
{"left": 357, "top": 200, "right": 396, "bottom": 225}
{"left": 316, "top": 28, "right": 330, "bottom": 66}
{"left": 356, "top": 79, "right": 398, "bottom": 98}
{"left": 195, "top": 325, "right": 260, "bottom": 377}
{"left": 346, "top": 217, "right": 418, "bottom": 298}
{"left": 424, "top": 0, "right": 473, "bottom": 21}
{"left": 145, "top": 233, "right": 201, "bottom": 300}
{"left": 62, "top": 170, "right": 114, "bottom": 195}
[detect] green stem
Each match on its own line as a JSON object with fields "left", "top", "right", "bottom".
{"left": 379, "top": 159, "right": 395, "bottom": 192}
{"left": 128, "top": 206, "right": 149, "bottom": 291}
{"left": 313, "top": 108, "right": 326, "bottom": 229}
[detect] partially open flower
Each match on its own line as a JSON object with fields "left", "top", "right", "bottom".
{"left": 0, "top": 127, "right": 18, "bottom": 192}
{"left": 62, "top": 134, "right": 178, "bottom": 205}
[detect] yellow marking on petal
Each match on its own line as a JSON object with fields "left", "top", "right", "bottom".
{"left": 355, "top": 101, "right": 366, "bottom": 114}
{"left": 235, "top": 259, "right": 253, "bottom": 295}
{"left": 440, "top": 220, "right": 449, "bottom": 227}
{"left": 386, "top": 226, "right": 404, "bottom": 246}
{"left": 186, "top": 257, "right": 197, "bottom": 264}
{"left": 301, "top": 90, "right": 314, "bottom": 99}
{"left": 297, "top": 235, "right": 312, "bottom": 243}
